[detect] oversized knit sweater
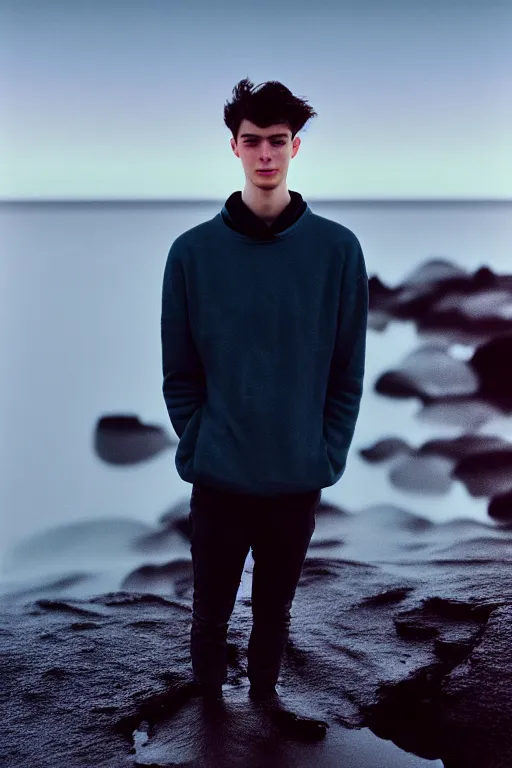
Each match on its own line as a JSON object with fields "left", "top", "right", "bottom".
{"left": 161, "top": 190, "right": 368, "bottom": 497}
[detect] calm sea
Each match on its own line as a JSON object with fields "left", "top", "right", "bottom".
{"left": 1, "top": 200, "right": 511, "bottom": 578}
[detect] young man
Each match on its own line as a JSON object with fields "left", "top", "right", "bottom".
{"left": 161, "top": 78, "right": 369, "bottom": 738}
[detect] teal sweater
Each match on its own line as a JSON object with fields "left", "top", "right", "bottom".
{"left": 161, "top": 203, "right": 368, "bottom": 497}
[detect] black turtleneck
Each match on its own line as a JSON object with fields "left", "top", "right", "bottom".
{"left": 221, "top": 190, "right": 308, "bottom": 240}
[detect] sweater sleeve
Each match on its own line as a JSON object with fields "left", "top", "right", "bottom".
{"left": 161, "top": 242, "right": 207, "bottom": 439}
{"left": 323, "top": 237, "right": 369, "bottom": 479}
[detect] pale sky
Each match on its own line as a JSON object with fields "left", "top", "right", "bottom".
{"left": 1, "top": 0, "right": 510, "bottom": 201}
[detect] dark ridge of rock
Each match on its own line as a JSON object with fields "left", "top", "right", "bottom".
{"left": 134, "top": 500, "right": 193, "bottom": 553}
{"left": 309, "top": 537, "right": 345, "bottom": 548}
{"left": 94, "top": 413, "right": 175, "bottom": 465}
{"left": 42, "top": 666, "right": 69, "bottom": 679}
{"left": 368, "top": 273, "right": 396, "bottom": 301}
{"left": 300, "top": 557, "right": 379, "bottom": 581}
{"left": 70, "top": 621, "right": 102, "bottom": 630}
{"left": 360, "top": 437, "right": 412, "bottom": 462}
{"left": 158, "top": 499, "right": 192, "bottom": 527}
{"left": 359, "top": 586, "right": 415, "bottom": 606}
{"left": 422, "top": 596, "right": 497, "bottom": 620}
{"left": 452, "top": 449, "right": 512, "bottom": 497}
{"left": 439, "top": 605, "right": 512, "bottom": 768}
{"left": 32, "top": 599, "right": 106, "bottom": 617}
{"left": 470, "top": 332, "right": 512, "bottom": 400}
{"left": 88, "top": 590, "right": 189, "bottom": 610}
{"left": 315, "top": 499, "right": 351, "bottom": 517}
{"left": 375, "top": 369, "right": 429, "bottom": 400}
{"left": 363, "top": 661, "right": 450, "bottom": 761}
{"left": 393, "top": 600, "right": 483, "bottom": 642}
{"left": 121, "top": 558, "right": 193, "bottom": 598}
{"left": 131, "top": 526, "right": 181, "bottom": 553}
{"left": 488, "top": 489, "right": 512, "bottom": 522}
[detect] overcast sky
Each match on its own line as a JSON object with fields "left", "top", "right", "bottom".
{"left": 1, "top": 0, "right": 510, "bottom": 201}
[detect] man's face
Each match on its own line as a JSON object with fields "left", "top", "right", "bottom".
{"left": 230, "top": 119, "right": 300, "bottom": 187}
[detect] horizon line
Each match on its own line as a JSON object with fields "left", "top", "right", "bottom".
{"left": 1, "top": 197, "right": 511, "bottom": 205}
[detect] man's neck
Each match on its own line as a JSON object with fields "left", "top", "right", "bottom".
{"left": 241, "top": 189, "right": 291, "bottom": 226}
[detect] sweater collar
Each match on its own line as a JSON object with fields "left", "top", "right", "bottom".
{"left": 221, "top": 190, "right": 307, "bottom": 241}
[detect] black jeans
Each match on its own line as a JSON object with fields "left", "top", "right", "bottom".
{"left": 188, "top": 482, "right": 321, "bottom": 692}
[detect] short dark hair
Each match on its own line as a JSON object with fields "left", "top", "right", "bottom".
{"left": 224, "top": 77, "right": 318, "bottom": 143}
